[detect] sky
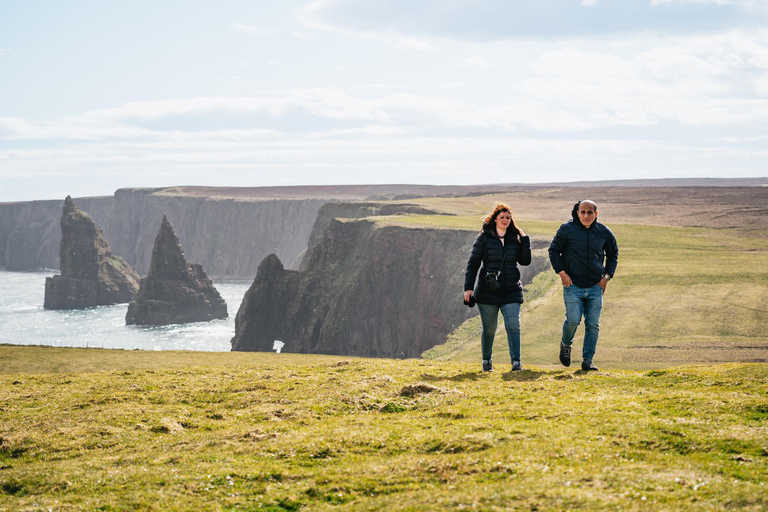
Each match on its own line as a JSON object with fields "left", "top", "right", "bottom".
{"left": 1, "top": 0, "right": 767, "bottom": 202}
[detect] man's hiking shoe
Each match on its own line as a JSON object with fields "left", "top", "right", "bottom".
{"left": 482, "top": 359, "right": 493, "bottom": 372}
{"left": 511, "top": 360, "right": 523, "bottom": 372}
{"left": 559, "top": 342, "right": 572, "bottom": 367}
{"left": 581, "top": 360, "right": 599, "bottom": 371}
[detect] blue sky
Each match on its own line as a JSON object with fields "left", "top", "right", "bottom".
{"left": 1, "top": 0, "right": 767, "bottom": 201}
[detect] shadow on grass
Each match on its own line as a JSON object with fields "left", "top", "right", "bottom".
{"left": 421, "top": 372, "right": 487, "bottom": 382}
{"left": 501, "top": 369, "right": 548, "bottom": 382}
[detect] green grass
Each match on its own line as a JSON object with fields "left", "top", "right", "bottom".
{"left": 1, "top": 347, "right": 767, "bottom": 511}
{"left": 375, "top": 214, "right": 561, "bottom": 237}
{"left": 0, "top": 346, "right": 349, "bottom": 375}
{"left": 374, "top": 208, "right": 768, "bottom": 366}
{"left": 418, "top": 219, "right": 768, "bottom": 367}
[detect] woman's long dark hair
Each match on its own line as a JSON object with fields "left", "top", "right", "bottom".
{"left": 481, "top": 202, "right": 522, "bottom": 241}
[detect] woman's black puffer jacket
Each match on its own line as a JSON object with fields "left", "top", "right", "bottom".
{"left": 464, "top": 229, "right": 532, "bottom": 305}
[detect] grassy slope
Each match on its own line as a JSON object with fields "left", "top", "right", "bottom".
{"left": 3, "top": 192, "right": 767, "bottom": 510}
{"left": 519, "top": 221, "right": 768, "bottom": 367}
{"left": 385, "top": 210, "right": 768, "bottom": 367}
{"left": 1, "top": 348, "right": 767, "bottom": 511}
{"left": 0, "top": 346, "right": 347, "bottom": 375}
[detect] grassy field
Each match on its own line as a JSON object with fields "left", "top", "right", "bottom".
{"left": 3, "top": 188, "right": 767, "bottom": 510}
{"left": 1, "top": 346, "right": 767, "bottom": 511}
{"left": 447, "top": 223, "right": 768, "bottom": 368}
{"left": 379, "top": 194, "right": 768, "bottom": 368}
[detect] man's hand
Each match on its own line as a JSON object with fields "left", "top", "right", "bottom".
{"left": 599, "top": 275, "right": 609, "bottom": 293}
{"left": 558, "top": 271, "right": 572, "bottom": 287}
{"left": 464, "top": 290, "right": 473, "bottom": 302}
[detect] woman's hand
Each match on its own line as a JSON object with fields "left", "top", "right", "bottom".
{"left": 464, "top": 290, "right": 473, "bottom": 302}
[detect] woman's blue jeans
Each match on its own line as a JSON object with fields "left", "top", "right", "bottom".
{"left": 562, "top": 284, "right": 603, "bottom": 361}
{"left": 477, "top": 302, "right": 521, "bottom": 363}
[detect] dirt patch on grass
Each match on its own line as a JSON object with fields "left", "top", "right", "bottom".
{"left": 151, "top": 418, "right": 184, "bottom": 434}
{"left": 400, "top": 382, "right": 459, "bottom": 396}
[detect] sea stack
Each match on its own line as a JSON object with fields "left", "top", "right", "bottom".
{"left": 126, "top": 215, "right": 227, "bottom": 325}
{"left": 44, "top": 196, "right": 140, "bottom": 309}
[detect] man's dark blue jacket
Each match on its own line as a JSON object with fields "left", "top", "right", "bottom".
{"left": 548, "top": 205, "right": 618, "bottom": 288}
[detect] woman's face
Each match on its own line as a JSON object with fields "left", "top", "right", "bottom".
{"left": 495, "top": 210, "right": 511, "bottom": 231}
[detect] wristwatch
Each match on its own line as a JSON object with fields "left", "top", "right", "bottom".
{"left": 602, "top": 274, "right": 612, "bottom": 281}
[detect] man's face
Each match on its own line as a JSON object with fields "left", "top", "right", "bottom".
{"left": 578, "top": 202, "right": 597, "bottom": 228}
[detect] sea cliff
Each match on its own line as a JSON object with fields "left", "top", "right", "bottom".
{"left": 0, "top": 196, "right": 115, "bottom": 271}
{"left": 231, "top": 219, "right": 550, "bottom": 357}
{"left": 44, "top": 196, "right": 140, "bottom": 309}
{"left": 126, "top": 215, "right": 227, "bottom": 325}
{"left": 0, "top": 189, "right": 328, "bottom": 277}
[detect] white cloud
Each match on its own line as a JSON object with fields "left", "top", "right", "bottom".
{"left": 296, "top": 1, "right": 438, "bottom": 50}
{"left": 2, "top": 27, "right": 767, "bottom": 192}
{"left": 440, "top": 81, "right": 470, "bottom": 89}
{"left": 232, "top": 23, "right": 281, "bottom": 37}
{"left": 3, "top": 132, "right": 763, "bottom": 192}
{"left": 3, "top": 28, "right": 767, "bottom": 144}
{"left": 6, "top": 3, "right": 768, "bottom": 202}
{"left": 352, "top": 83, "right": 409, "bottom": 90}
{"left": 296, "top": 0, "right": 768, "bottom": 40}
{"left": 50, "top": 90, "right": 397, "bottom": 129}
{"left": 334, "top": 66, "right": 379, "bottom": 72}
{"left": 504, "top": 31, "right": 768, "bottom": 130}
{"left": 391, "top": 37, "right": 438, "bottom": 51}
{"left": 461, "top": 56, "right": 491, "bottom": 68}
{"left": 651, "top": 0, "right": 732, "bottom": 5}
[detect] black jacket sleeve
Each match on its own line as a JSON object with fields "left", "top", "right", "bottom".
{"left": 603, "top": 228, "right": 619, "bottom": 277}
{"left": 548, "top": 225, "right": 567, "bottom": 274}
{"left": 517, "top": 235, "right": 531, "bottom": 266}
{"left": 464, "top": 233, "right": 484, "bottom": 291}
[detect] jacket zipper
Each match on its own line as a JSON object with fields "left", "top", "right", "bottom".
{"left": 586, "top": 225, "right": 591, "bottom": 285}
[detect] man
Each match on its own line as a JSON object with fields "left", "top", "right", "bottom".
{"left": 548, "top": 200, "right": 618, "bottom": 371}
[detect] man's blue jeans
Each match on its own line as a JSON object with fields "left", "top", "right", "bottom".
{"left": 562, "top": 284, "right": 603, "bottom": 361}
{"left": 477, "top": 302, "right": 521, "bottom": 363}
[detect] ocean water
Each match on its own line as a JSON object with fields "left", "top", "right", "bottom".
{"left": 0, "top": 269, "right": 252, "bottom": 351}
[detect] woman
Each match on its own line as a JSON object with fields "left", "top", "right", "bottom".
{"left": 464, "top": 203, "right": 531, "bottom": 372}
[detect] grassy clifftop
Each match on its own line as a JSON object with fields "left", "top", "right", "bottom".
{"left": 1, "top": 348, "right": 766, "bottom": 510}
{"left": 371, "top": 194, "right": 768, "bottom": 367}
{"left": 433, "top": 221, "right": 768, "bottom": 367}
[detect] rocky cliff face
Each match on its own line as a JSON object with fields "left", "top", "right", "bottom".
{"left": 231, "top": 219, "right": 550, "bottom": 357}
{"left": 0, "top": 196, "right": 114, "bottom": 271}
{"left": 298, "top": 201, "right": 446, "bottom": 270}
{"left": 0, "top": 189, "right": 329, "bottom": 277}
{"left": 44, "top": 197, "right": 140, "bottom": 309}
{"left": 132, "top": 194, "right": 330, "bottom": 277}
{"left": 126, "top": 215, "right": 227, "bottom": 325}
